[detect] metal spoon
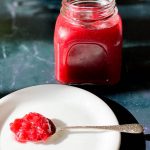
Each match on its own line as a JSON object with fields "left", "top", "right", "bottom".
{"left": 58, "top": 124, "right": 144, "bottom": 134}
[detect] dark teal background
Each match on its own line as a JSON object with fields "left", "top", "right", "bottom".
{"left": 0, "top": 0, "right": 150, "bottom": 149}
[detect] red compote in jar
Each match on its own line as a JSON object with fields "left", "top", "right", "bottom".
{"left": 54, "top": 0, "right": 122, "bottom": 85}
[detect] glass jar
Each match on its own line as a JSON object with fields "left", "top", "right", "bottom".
{"left": 54, "top": 0, "right": 122, "bottom": 85}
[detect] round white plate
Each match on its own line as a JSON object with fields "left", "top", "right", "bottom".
{"left": 0, "top": 84, "right": 120, "bottom": 150}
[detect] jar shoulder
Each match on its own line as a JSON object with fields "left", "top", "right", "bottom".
{"left": 55, "top": 13, "right": 122, "bottom": 30}
{"left": 54, "top": 13, "right": 122, "bottom": 43}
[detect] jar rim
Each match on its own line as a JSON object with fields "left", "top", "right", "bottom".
{"left": 61, "top": 0, "right": 117, "bottom": 22}
{"left": 62, "top": 0, "right": 115, "bottom": 10}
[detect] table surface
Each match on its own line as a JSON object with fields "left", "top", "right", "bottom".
{"left": 0, "top": 0, "right": 150, "bottom": 149}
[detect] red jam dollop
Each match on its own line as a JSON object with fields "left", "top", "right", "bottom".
{"left": 10, "top": 112, "right": 56, "bottom": 143}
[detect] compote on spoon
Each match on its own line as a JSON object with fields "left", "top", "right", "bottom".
{"left": 10, "top": 112, "right": 144, "bottom": 143}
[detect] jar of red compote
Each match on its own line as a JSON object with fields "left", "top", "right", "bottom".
{"left": 54, "top": 0, "right": 122, "bottom": 85}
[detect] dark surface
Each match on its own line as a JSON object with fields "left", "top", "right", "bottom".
{"left": 101, "top": 97, "right": 145, "bottom": 150}
{"left": 0, "top": 0, "right": 150, "bottom": 149}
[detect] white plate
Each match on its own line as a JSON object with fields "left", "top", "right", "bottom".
{"left": 0, "top": 84, "right": 120, "bottom": 150}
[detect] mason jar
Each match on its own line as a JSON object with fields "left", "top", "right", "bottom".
{"left": 54, "top": 0, "right": 122, "bottom": 85}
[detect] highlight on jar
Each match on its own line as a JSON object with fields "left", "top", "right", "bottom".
{"left": 54, "top": 0, "right": 123, "bottom": 85}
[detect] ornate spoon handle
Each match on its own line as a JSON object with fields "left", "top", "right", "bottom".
{"left": 60, "top": 124, "right": 143, "bottom": 134}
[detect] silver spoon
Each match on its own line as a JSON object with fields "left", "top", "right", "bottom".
{"left": 58, "top": 124, "right": 144, "bottom": 134}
